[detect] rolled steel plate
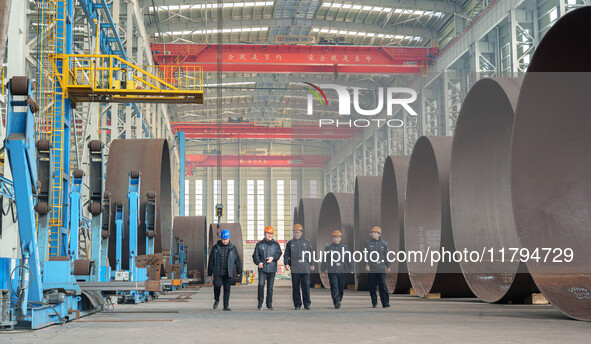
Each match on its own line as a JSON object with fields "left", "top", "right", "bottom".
{"left": 511, "top": 7, "right": 591, "bottom": 320}
{"left": 354, "top": 176, "right": 382, "bottom": 291}
{"left": 105, "top": 139, "right": 172, "bottom": 270}
{"left": 381, "top": 155, "right": 412, "bottom": 293}
{"left": 297, "top": 198, "right": 324, "bottom": 285}
{"left": 208, "top": 223, "right": 243, "bottom": 284}
{"left": 293, "top": 207, "right": 298, "bottom": 227}
{"left": 450, "top": 77, "right": 538, "bottom": 303}
{"left": 317, "top": 193, "right": 355, "bottom": 288}
{"left": 173, "top": 216, "right": 207, "bottom": 284}
{"left": 404, "top": 136, "right": 473, "bottom": 298}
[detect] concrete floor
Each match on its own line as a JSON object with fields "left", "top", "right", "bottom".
{"left": 2, "top": 280, "right": 590, "bottom": 343}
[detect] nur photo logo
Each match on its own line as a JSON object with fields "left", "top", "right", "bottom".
{"left": 303, "top": 83, "right": 419, "bottom": 128}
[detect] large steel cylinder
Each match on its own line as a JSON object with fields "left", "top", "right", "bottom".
{"left": 173, "top": 216, "right": 207, "bottom": 283}
{"left": 105, "top": 139, "right": 172, "bottom": 270}
{"left": 404, "top": 136, "right": 472, "bottom": 298}
{"left": 317, "top": 193, "right": 355, "bottom": 288}
{"left": 208, "top": 223, "right": 244, "bottom": 284}
{"left": 297, "top": 198, "right": 324, "bottom": 285}
{"left": 381, "top": 155, "right": 412, "bottom": 293}
{"left": 293, "top": 206, "right": 299, "bottom": 227}
{"left": 511, "top": 7, "right": 591, "bottom": 320}
{"left": 450, "top": 77, "right": 538, "bottom": 303}
{"left": 354, "top": 176, "right": 382, "bottom": 291}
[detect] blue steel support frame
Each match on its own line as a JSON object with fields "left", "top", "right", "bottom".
{"left": 127, "top": 172, "right": 140, "bottom": 281}
{"left": 69, "top": 172, "right": 84, "bottom": 261}
{"left": 5, "top": 77, "right": 82, "bottom": 329}
{"left": 115, "top": 202, "right": 124, "bottom": 272}
{"left": 4, "top": 79, "right": 43, "bottom": 306}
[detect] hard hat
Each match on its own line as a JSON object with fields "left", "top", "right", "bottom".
{"left": 293, "top": 224, "right": 303, "bottom": 232}
{"left": 264, "top": 226, "right": 275, "bottom": 234}
{"left": 331, "top": 230, "right": 343, "bottom": 237}
{"left": 371, "top": 226, "right": 382, "bottom": 234}
{"left": 220, "top": 229, "right": 231, "bottom": 239}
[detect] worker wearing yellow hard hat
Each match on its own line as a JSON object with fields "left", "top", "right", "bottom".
{"left": 365, "top": 226, "right": 390, "bottom": 308}
{"left": 252, "top": 225, "right": 282, "bottom": 310}
{"left": 321, "top": 228, "right": 353, "bottom": 309}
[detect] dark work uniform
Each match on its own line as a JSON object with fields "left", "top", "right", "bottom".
{"left": 321, "top": 243, "right": 352, "bottom": 306}
{"left": 252, "top": 239, "right": 283, "bottom": 308}
{"left": 284, "top": 237, "right": 314, "bottom": 308}
{"left": 365, "top": 238, "right": 390, "bottom": 307}
{"left": 207, "top": 240, "right": 242, "bottom": 308}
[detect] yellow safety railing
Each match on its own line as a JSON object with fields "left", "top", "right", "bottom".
{"left": 51, "top": 54, "right": 204, "bottom": 104}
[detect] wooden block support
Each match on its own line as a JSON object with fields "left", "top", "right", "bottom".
{"left": 409, "top": 288, "right": 416, "bottom": 295}
{"left": 314, "top": 283, "right": 322, "bottom": 289}
{"left": 424, "top": 293, "right": 441, "bottom": 299}
{"left": 347, "top": 284, "right": 356, "bottom": 290}
{"left": 524, "top": 293, "right": 549, "bottom": 305}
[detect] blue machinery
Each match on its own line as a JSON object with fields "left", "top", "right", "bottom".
{"left": 0, "top": 76, "right": 164, "bottom": 329}
{"left": 2, "top": 77, "right": 98, "bottom": 329}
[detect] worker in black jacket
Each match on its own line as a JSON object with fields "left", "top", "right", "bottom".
{"left": 284, "top": 223, "right": 315, "bottom": 310}
{"left": 365, "top": 226, "right": 390, "bottom": 308}
{"left": 252, "top": 226, "right": 283, "bottom": 310}
{"left": 207, "top": 229, "right": 242, "bottom": 311}
{"left": 321, "top": 230, "right": 353, "bottom": 309}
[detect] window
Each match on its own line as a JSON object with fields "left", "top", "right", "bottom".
{"left": 310, "top": 180, "right": 318, "bottom": 198}
{"left": 184, "top": 179, "right": 190, "bottom": 216}
{"left": 195, "top": 180, "right": 203, "bottom": 216}
{"left": 277, "top": 180, "right": 284, "bottom": 241}
{"left": 227, "top": 180, "right": 235, "bottom": 223}
{"left": 257, "top": 180, "right": 265, "bottom": 240}
{"left": 247, "top": 180, "right": 255, "bottom": 240}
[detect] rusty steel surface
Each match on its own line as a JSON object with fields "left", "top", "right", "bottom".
{"left": 404, "top": 136, "right": 472, "bottom": 298}
{"left": 297, "top": 198, "right": 324, "bottom": 285}
{"left": 317, "top": 193, "right": 355, "bottom": 288}
{"left": 450, "top": 77, "right": 538, "bottom": 303}
{"left": 105, "top": 139, "right": 172, "bottom": 270}
{"left": 74, "top": 259, "right": 91, "bottom": 275}
{"left": 173, "top": 216, "right": 207, "bottom": 284}
{"left": 381, "top": 155, "right": 412, "bottom": 294}
{"left": 511, "top": 7, "right": 591, "bottom": 320}
{"left": 354, "top": 176, "right": 382, "bottom": 291}
{"left": 208, "top": 223, "right": 243, "bottom": 284}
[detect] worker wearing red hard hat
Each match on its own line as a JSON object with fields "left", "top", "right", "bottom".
{"left": 252, "top": 225, "right": 282, "bottom": 310}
